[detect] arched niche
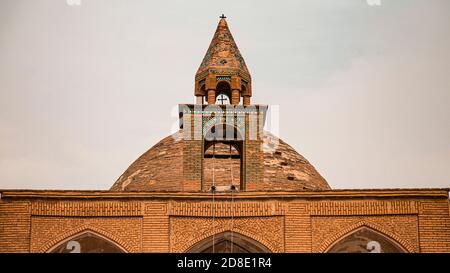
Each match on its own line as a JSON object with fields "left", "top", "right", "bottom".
{"left": 49, "top": 230, "right": 126, "bottom": 253}
{"left": 326, "top": 227, "right": 407, "bottom": 253}
{"left": 186, "top": 231, "right": 271, "bottom": 253}
{"left": 203, "top": 124, "right": 243, "bottom": 191}
{"left": 215, "top": 81, "right": 232, "bottom": 104}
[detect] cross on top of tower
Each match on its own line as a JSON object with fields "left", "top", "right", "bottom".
{"left": 195, "top": 15, "right": 252, "bottom": 105}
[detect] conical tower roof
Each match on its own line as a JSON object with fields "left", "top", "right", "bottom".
{"left": 196, "top": 17, "right": 250, "bottom": 78}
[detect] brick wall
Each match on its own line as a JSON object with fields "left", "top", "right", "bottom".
{"left": 31, "top": 216, "right": 142, "bottom": 252}
{"left": 0, "top": 200, "right": 30, "bottom": 252}
{"left": 285, "top": 202, "right": 311, "bottom": 252}
{"left": 418, "top": 200, "right": 450, "bottom": 252}
{"left": 142, "top": 202, "right": 169, "bottom": 252}
{"left": 0, "top": 190, "right": 449, "bottom": 253}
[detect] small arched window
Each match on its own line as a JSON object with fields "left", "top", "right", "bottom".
{"left": 216, "top": 81, "right": 232, "bottom": 104}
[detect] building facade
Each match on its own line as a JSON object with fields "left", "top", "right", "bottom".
{"left": 1, "top": 17, "right": 449, "bottom": 253}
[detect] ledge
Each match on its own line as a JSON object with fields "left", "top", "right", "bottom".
{"left": 0, "top": 188, "right": 448, "bottom": 200}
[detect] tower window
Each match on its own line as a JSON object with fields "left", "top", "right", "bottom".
{"left": 215, "top": 81, "right": 232, "bottom": 104}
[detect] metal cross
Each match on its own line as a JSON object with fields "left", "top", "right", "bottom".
{"left": 217, "top": 94, "right": 229, "bottom": 105}
{"left": 220, "top": 14, "right": 226, "bottom": 19}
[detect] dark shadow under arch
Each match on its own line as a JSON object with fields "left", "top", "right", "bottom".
{"left": 186, "top": 231, "right": 271, "bottom": 253}
{"left": 49, "top": 230, "right": 126, "bottom": 253}
{"left": 326, "top": 226, "right": 407, "bottom": 253}
{"left": 204, "top": 123, "right": 243, "bottom": 142}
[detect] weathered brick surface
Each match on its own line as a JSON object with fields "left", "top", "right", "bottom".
{"left": 203, "top": 143, "right": 241, "bottom": 190}
{"left": 1, "top": 190, "right": 449, "bottom": 253}
{"left": 111, "top": 130, "right": 330, "bottom": 192}
{"left": 170, "top": 216, "right": 284, "bottom": 253}
{"left": 30, "top": 216, "right": 142, "bottom": 253}
{"left": 311, "top": 215, "right": 419, "bottom": 253}
{"left": 418, "top": 200, "right": 450, "bottom": 252}
{"left": 110, "top": 132, "right": 184, "bottom": 191}
{"left": 285, "top": 202, "right": 311, "bottom": 252}
{"left": 142, "top": 202, "right": 169, "bottom": 252}
{"left": 0, "top": 200, "right": 30, "bottom": 252}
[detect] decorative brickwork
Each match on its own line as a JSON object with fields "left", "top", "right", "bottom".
{"left": 312, "top": 216, "right": 419, "bottom": 253}
{"left": 31, "top": 216, "right": 142, "bottom": 253}
{"left": 418, "top": 200, "right": 450, "bottom": 252}
{"left": 1, "top": 190, "right": 449, "bottom": 253}
{"left": 169, "top": 201, "right": 285, "bottom": 217}
{"left": 31, "top": 201, "right": 142, "bottom": 216}
{"left": 0, "top": 201, "right": 31, "bottom": 252}
{"left": 170, "top": 216, "right": 284, "bottom": 253}
{"left": 142, "top": 203, "right": 169, "bottom": 252}
{"left": 309, "top": 200, "right": 418, "bottom": 216}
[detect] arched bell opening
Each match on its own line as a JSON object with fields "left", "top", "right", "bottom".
{"left": 203, "top": 124, "right": 244, "bottom": 191}
{"left": 215, "top": 81, "right": 232, "bottom": 105}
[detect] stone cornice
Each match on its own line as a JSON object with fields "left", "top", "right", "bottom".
{"left": 0, "top": 188, "right": 448, "bottom": 200}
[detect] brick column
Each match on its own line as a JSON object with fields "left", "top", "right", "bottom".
{"left": 243, "top": 96, "right": 251, "bottom": 106}
{"left": 231, "top": 76, "right": 241, "bottom": 105}
{"left": 207, "top": 90, "right": 216, "bottom": 104}
{"left": 231, "top": 90, "right": 240, "bottom": 105}
{"left": 206, "top": 76, "right": 217, "bottom": 105}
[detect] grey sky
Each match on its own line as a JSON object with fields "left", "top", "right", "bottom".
{"left": 0, "top": 0, "right": 449, "bottom": 190}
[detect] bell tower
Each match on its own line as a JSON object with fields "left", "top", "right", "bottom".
{"left": 194, "top": 14, "right": 252, "bottom": 106}
{"left": 180, "top": 16, "right": 266, "bottom": 192}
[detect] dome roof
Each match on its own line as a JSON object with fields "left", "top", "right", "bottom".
{"left": 110, "top": 131, "right": 330, "bottom": 191}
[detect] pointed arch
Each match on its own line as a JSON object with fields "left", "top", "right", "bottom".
{"left": 185, "top": 230, "right": 272, "bottom": 253}
{"left": 216, "top": 81, "right": 232, "bottom": 104}
{"left": 321, "top": 222, "right": 413, "bottom": 253}
{"left": 40, "top": 226, "right": 130, "bottom": 253}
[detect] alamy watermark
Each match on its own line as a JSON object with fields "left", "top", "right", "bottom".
{"left": 170, "top": 104, "right": 281, "bottom": 153}
{"left": 66, "top": 0, "right": 81, "bottom": 6}
{"left": 366, "top": 0, "right": 381, "bottom": 6}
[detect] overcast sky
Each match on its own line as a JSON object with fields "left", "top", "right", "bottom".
{"left": 0, "top": 0, "right": 449, "bottom": 190}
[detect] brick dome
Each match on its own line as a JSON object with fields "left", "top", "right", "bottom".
{"left": 110, "top": 131, "right": 330, "bottom": 191}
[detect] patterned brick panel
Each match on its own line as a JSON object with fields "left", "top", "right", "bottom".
{"left": 310, "top": 200, "right": 418, "bottom": 216}
{"left": 31, "top": 201, "right": 142, "bottom": 216}
{"left": 142, "top": 203, "right": 169, "bottom": 252}
{"left": 170, "top": 216, "right": 284, "bottom": 253}
{"left": 311, "top": 215, "right": 419, "bottom": 253}
{"left": 169, "top": 201, "right": 284, "bottom": 217}
{"left": 31, "top": 216, "right": 142, "bottom": 253}
{"left": 418, "top": 200, "right": 450, "bottom": 252}
{"left": 285, "top": 202, "right": 311, "bottom": 252}
{"left": 0, "top": 201, "right": 30, "bottom": 253}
